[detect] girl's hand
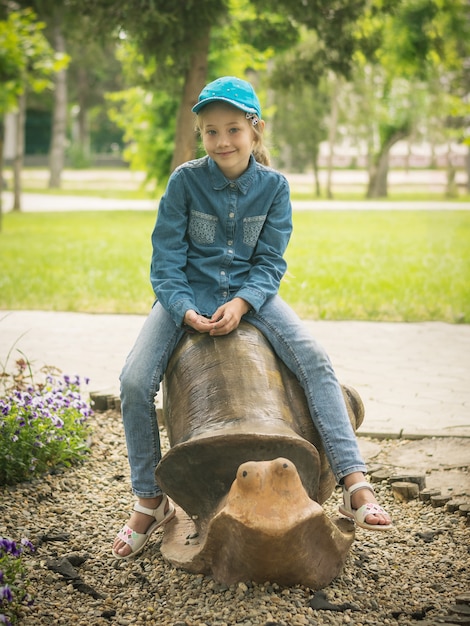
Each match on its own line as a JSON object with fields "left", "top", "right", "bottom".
{"left": 209, "top": 298, "right": 250, "bottom": 336}
{"left": 183, "top": 310, "right": 214, "bottom": 333}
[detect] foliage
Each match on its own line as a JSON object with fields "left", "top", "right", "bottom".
{"left": 271, "top": 69, "right": 329, "bottom": 174}
{"left": 0, "top": 360, "right": 93, "bottom": 486}
{"left": 0, "top": 8, "right": 66, "bottom": 114}
{"left": 0, "top": 537, "right": 34, "bottom": 626}
{"left": 252, "top": 0, "right": 386, "bottom": 78}
{"left": 106, "top": 40, "right": 177, "bottom": 186}
{"left": 105, "top": 0, "right": 279, "bottom": 185}
{"left": 76, "top": 0, "right": 230, "bottom": 80}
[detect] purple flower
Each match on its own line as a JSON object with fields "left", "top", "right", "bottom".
{"left": 0, "top": 585, "right": 12, "bottom": 602}
{"left": 20, "top": 538, "right": 34, "bottom": 552}
{"left": 0, "top": 539, "right": 20, "bottom": 558}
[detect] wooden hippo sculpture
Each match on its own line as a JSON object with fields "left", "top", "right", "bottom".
{"left": 155, "top": 321, "right": 364, "bottom": 589}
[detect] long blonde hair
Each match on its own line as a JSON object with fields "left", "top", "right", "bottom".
{"left": 196, "top": 104, "right": 271, "bottom": 167}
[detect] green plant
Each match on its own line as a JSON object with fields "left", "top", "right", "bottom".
{"left": 0, "top": 537, "right": 34, "bottom": 625}
{"left": 66, "top": 144, "right": 92, "bottom": 169}
{"left": 0, "top": 360, "right": 93, "bottom": 485}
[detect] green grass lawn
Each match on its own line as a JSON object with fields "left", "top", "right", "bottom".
{"left": 0, "top": 210, "right": 469, "bottom": 322}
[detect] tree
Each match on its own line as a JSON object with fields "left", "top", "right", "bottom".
{"left": 0, "top": 7, "right": 62, "bottom": 228}
{"left": 73, "top": 0, "right": 395, "bottom": 182}
{"left": 362, "top": 0, "right": 470, "bottom": 197}
{"left": 46, "top": 2, "right": 67, "bottom": 188}
{"left": 97, "top": 0, "right": 296, "bottom": 185}
{"left": 270, "top": 33, "right": 330, "bottom": 194}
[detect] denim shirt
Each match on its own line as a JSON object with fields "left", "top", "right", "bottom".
{"left": 150, "top": 154, "right": 292, "bottom": 327}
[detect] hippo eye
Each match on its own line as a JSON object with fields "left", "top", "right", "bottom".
{"left": 283, "top": 463, "right": 288, "bottom": 468}
{"left": 242, "top": 470, "right": 248, "bottom": 477}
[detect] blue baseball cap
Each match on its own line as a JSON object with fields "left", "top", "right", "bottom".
{"left": 192, "top": 76, "right": 262, "bottom": 119}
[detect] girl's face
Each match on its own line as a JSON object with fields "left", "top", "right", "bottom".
{"left": 199, "top": 103, "right": 263, "bottom": 179}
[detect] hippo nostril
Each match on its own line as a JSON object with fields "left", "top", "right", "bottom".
{"left": 283, "top": 463, "right": 289, "bottom": 468}
{"left": 242, "top": 470, "right": 248, "bottom": 477}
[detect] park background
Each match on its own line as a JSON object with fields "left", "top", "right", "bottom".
{"left": 1, "top": 0, "right": 469, "bottom": 324}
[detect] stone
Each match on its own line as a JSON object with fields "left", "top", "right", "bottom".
{"left": 420, "top": 488, "right": 441, "bottom": 502}
{"left": 458, "top": 504, "right": 470, "bottom": 517}
{"left": 89, "top": 392, "right": 115, "bottom": 412}
{"left": 431, "top": 494, "right": 453, "bottom": 508}
{"left": 370, "top": 469, "right": 393, "bottom": 483}
{"left": 391, "top": 481, "right": 420, "bottom": 502}
{"left": 309, "top": 590, "right": 358, "bottom": 611}
{"left": 446, "top": 499, "right": 469, "bottom": 513}
{"left": 389, "top": 474, "right": 427, "bottom": 491}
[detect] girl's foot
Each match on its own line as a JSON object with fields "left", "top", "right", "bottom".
{"left": 340, "top": 473, "right": 392, "bottom": 530}
{"left": 112, "top": 495, "right": 175, "bottom": 558}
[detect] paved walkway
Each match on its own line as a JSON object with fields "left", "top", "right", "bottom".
{"left": 1, "top": 310, "right": 469, "bottom": 439}
{"left": 2, "top": 191, "right": 470, "bottom": 212}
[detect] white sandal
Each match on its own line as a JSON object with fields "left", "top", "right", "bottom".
{"left": 339, "top": 480, "right": 392, "bottom": 531}
{"left": 112, "top": 494, "right": 176, "bottom": 559}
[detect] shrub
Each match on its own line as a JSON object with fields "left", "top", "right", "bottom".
{"left": 0, "top": 537, "right": 34, "bottom": 625}
{"left": 0, "top": 360, "right": 93, "bottom": 485}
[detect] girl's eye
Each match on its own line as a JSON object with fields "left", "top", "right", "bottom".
{"left": 206, "top": 129, "right": 216, "bottom": 136}
{"left": 229, "top": 127, "right": 239, "bottom": 134}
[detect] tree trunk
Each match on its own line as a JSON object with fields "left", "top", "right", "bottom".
{"left": 368, "top": 150, "right": 390, "bottom": 198}
{"left": 445, "top": 145, "right": 458, "bottom": 198}
{"left": 312, "top": 144, "right": 321, "bottom": 197}
{"left": 326, "top": 75, "right": 340, "bottom": 200}
{"left": 170, "top": 28, "right": 210, "bottom": 172}
{"left": 0, "top": 117, "right": 4, "bottom": 232}
{"left": 12, "top": 91, "right": 26, "bottom": 212}
{"left": 466, "top": 145, "right": 470, "bottom": 193}
{"left": 48, "top": 21, "right": 68, "bottom": 189}
{"left": 366, "top": 130, "right": 408, "bottom": 198}
{"left": 77, "top": 65, "right": 90, "bottom": 158}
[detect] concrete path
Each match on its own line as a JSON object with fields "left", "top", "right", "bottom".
{"left": 1, "top": 310, "right": 469, "bottom": 439}
{"left": 2, "top": 191, "right": 470, "bottom": 212}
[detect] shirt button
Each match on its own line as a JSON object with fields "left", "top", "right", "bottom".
{"left": 221, "top": 271, "right": 226, "bottom": 276}
{"left": 230, "top": 183, "right": 236, "bottom": 189}
{"left": 228, "top": 240, "right": 233, "bottom": 245}
{"left": 228, "top": 249, "right": 233, "bottom": 254}
{"left": 229, "top": 212, "right": 234, "bottom": 218}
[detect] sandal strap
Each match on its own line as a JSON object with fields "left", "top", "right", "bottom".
{"left": 342, "top": 480, "right": 375, "bottom": 511}
{"left": 133, "top": 494, "right": 168, "bottom": 521}
{"left": 347, "top": 480, "right": 375, "bottom": 497}
{"left": 116, "top": 524, "right": 147, "bottom": 551}
{"left": 355, "top": 503, "right": 388, "bottom": 524}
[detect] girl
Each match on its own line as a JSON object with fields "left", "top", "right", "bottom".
{"left": 112, "top": 76, "right": 392, "bottom": 559}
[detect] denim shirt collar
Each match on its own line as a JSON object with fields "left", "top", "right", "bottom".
{"left": 208, "top": 154, "right": 257, "bottom": 195}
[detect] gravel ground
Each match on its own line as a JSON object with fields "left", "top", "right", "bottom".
{"left": 1, "top": 410, "right": 469, "bottom": 626}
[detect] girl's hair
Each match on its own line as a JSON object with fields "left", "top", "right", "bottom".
{"left": 251, "top": 122, "right": 271, "bottom": 166}
{"left": 196, "top": 106, "right": 271, "bottom": 167}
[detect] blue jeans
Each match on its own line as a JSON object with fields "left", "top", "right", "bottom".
{"left": 120, "top": 296, "right": 367, "bottom": 498}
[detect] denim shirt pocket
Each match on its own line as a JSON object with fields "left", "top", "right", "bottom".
{"left": 188, "top": 210, "right": 218, "bottom": 245}
{"left": 243, "top": 215, "right": 267, "bottom": 247}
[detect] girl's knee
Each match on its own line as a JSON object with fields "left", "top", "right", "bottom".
{"left": 120, "top": 365, "right": 156, "bottom": 399}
